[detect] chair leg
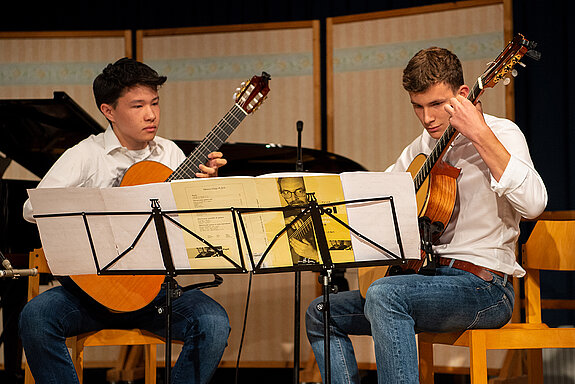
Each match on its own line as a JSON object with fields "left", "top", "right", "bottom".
{"left": 144, "top": 344, "right": 157, "bottom": 384}
{"left": 418, "top": 340, "right": 434, "bottom": 384}
{"left": 526, "top": 349, "right": 543, "bottom": 384}
{"left": 24, "top": 362, "right": 35, "bottom": 384}
{"left": 69, "top": 337, "right": 85, "bottom": 384}
{"left": 469, "top": 332, "right": 488, "bottom": 384}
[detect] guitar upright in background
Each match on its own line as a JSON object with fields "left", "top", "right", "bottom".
{"left": 70, "top": 72, "right": 271, "bottom": 312}
{"left": 358, "top": 34, "right": 540, "bottom": 297}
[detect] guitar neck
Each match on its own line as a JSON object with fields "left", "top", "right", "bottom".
{"left": 413, "top": 81, "right": 483, "bottom": 192}
{"left": 166, "top": 104, "right": 247, "bottom": 181}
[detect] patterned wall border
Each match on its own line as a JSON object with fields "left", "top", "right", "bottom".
{"left": 0, "top": 52, "right": 314, "bottom": 86}
{"left": 334, "top": 32, "right": 503, "bottom": 73}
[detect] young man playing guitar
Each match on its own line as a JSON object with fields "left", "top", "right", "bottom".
{"left": 20, "top": 58, "right": 230, "bottom": 384}
{"left": 305, "top": 46, "right": 548, "bottom": 383}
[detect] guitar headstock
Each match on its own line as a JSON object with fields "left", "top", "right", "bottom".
{"left": 234, "top": 72, "right": 271, "bottom": 114}
{"left": 480, "top": 33, "right": 540, "bottom": 90}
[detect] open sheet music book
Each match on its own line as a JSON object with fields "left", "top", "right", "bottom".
{"left": 28, "top": 172, "right": 420, "bottom": 275}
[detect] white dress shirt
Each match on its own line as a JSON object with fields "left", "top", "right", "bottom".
{"left": 23, "top": 126, "right": 186, "bottom": 223}
{"left": 387, "top": 114, "right": 548, "bottom": 277}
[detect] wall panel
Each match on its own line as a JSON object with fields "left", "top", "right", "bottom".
{"left": 139, "top": 22, "right": 320, "bottom": 150}
{"left": 0, "top": 31, "right": 130, "bottom": 180}
{"left": 328, "top": 1, "right": 510, "bottom": 171}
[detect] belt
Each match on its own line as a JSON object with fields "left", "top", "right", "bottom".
{"left": 436, "top": 257, "right": 511, "bottom": 283}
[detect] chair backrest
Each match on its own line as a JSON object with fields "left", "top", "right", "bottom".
{"left": 523, "top": 220, "right": 575, "bottom": 271}
{"left": 521, "top": 218, "right": 575, "bottom": 324}
{"left": 27, "top": 248, "right": 51, "bottom": 302}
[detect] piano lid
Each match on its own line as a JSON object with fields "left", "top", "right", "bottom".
{"left": 0, "top": 91, "right": 104, "bottom": 179}
{"left": 174, "top": 141, "right": 367, "bottom": 176}
{"left": 0, "top": 91, "right": 366, "bottom": 179}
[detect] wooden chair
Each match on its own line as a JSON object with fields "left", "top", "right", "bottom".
{"left": 23, "top": 248, "right": 167, "bottom": 384}
{"left": 417, "top": 217, "right": 575, "bottom": 384}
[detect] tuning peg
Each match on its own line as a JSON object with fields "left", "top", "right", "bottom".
{"left": 511, "top": 69, "right": 518, "bottom": 78}
{"left": 503, "top": 77, "right": 511, "bottom": 86}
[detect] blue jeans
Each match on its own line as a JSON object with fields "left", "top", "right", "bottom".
{"left": 19, "top": 284, "right": 230, "bottom": 384}
{"left": 305, "top": 266, "right": 514, "bottom": 384}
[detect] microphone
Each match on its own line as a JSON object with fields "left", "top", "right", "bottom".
{"left": 0, "top": 268, "right": 38, "bottom": 278}
{"left": 0, "top": 249, "right": 13, "bottom": 269}
{"left": 296, "top": 120, "right": 304, "bottom": 172}
{"left": 0, "top": 249, "right": 38, "bottom": 278}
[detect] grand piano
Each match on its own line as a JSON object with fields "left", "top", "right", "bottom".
{"left": 0, "top": 92, "right": 366, "bottom": 380}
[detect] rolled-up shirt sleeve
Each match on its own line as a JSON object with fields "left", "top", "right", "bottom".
{"left": 490, "top": 153, "right": 548, "bottom": 219}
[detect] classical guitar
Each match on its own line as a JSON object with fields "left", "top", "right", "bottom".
{"left": 358, "top": 34, "right": 539, "bottom": 297}
{"left": 70, "top": 72, "right": 271, "bottom": 312}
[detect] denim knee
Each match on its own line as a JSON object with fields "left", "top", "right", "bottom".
{"left": 305, "top": 296, "right": 324, "bottom": 335}
{"left": 19, "top": 298, "right": 60, "bottom": 345}
{"left": 200, "top": 306, "right": 231, "bottom": 348}
{"left": 364, "top": 279, "right": 404, "bottom": 321}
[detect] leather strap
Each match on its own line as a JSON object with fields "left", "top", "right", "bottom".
{"left": 437, "top": 257, "right": 510, "bottom": 283}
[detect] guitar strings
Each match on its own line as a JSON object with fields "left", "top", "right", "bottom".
{"left": 167, "top": 104, "right": 246, "bottom": 181}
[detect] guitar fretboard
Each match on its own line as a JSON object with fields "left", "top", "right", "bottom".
{"left": 166, "top": 104, "right": 247, "bottom": 181}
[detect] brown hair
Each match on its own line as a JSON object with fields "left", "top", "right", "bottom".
{"left": 402, "top": 47, "right": 464, "bottom": 94}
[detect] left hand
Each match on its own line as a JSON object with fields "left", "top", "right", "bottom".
{"left": 444, "top": 95, "right": 489, "bottom": 142}
{"left": 196, "top": 151, "right": 227, "bottom": 178}
{"left": 445, "top": 95, "right": 511, "bottom": 182}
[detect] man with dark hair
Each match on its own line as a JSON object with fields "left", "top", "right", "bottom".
{"left": 19, "top": 58, "right": 230, "bottom": 384}
{"left": 305, "top": 47, "right": 547, "bottom": 383}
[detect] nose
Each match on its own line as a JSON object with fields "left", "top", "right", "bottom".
{"left": 422, "top": 107, "right": 435, "bottom": 125}
{"left": 144, "top": 105, "right": 157, "bottom": 121}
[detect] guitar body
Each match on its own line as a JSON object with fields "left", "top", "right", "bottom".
{"left": 408, "top": 153, "right": 460, "bottom": 241}
{"left": 69, "top": 161, "right": 175, "bottom": 312}
{"left": 358, "top": 154, "right": 460, "bottom": 298}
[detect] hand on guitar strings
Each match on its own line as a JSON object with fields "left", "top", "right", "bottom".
{"left": 196, "top": 151, "right": 227, "bottom": 178}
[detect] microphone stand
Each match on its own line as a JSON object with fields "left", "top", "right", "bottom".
{"left": 293, "top": 120, "right": 303, "bottom": 384}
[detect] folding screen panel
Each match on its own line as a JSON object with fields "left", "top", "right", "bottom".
{"left": 327, "top": 0, "right": 513, "bottom": 371}
{"left": 0, "top": 31, "right": 130, "bottom": 180}
{"left": 138, "top": 22, "right": 321, "bottom": 367}
{"left": 327, "top": 0, "right": 512, "bottom": 172}
{"left": 138, "top": 21, "right": 321, "bottom": 150}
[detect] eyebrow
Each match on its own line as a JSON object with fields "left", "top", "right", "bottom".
{"left": 128, "top": 96, "right": 160, "bottom": 105}
{"left": 411, "top": 97, "right": 447, "bottom": 107}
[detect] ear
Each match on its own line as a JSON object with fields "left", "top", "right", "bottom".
{"left": 99, "top": 103, "right": 115, "bottom": 122}
{"left": 458, "top": 85, "right": 470, "bottom": 98}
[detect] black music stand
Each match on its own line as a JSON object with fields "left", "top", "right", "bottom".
{"left": 235, "top": 193, "right": 409, "bottom": 384}
{"left": 31, "top": 181, "right": 416, "bottom": 384}
{"left": 34, "top": 198, "right": 246, "bottom": 384}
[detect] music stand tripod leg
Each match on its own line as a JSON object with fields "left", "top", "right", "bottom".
{"left": 308, "top": 198, "right": 334, "bottom": 384}
{"left": 151, "top": 199, "right": 181, "bottom": 384}
{"left": 315, "top": 268, "right": 333, "bottom": 384}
